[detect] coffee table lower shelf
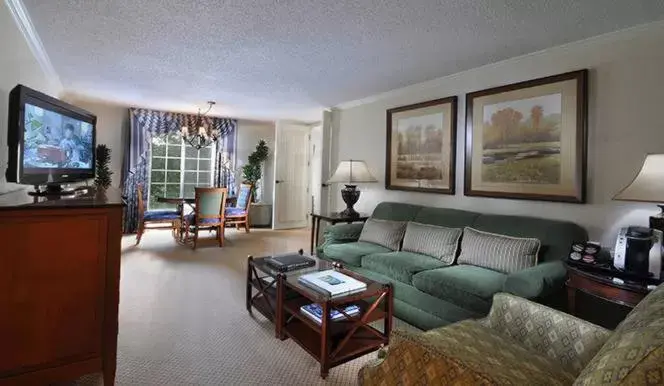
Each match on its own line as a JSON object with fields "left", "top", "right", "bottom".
{"left": 283, "top": 318, "right": 386, "bottom": 368}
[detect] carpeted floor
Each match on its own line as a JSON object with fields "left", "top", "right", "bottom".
{"left": 73, "top": 228, "right": 416, "bottom": 386}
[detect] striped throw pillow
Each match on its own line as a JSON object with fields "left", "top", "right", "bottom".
{"left": 457, "top": 227, "right": 540, "bottom": 274}
{"left": 358, "top": 218, "right": 407, "bottom": 250}
{"left": 402, "top": 222, "right": 462, "bottom": 265}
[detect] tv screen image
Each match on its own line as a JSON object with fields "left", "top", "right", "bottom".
{"left": 22, "top": 103, "right": 94, "bottom": 170}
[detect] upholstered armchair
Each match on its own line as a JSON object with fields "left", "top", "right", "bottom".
{"left": 359, "top": 287, "right": 664, "bottom": 385}
{"left": 135, "top": 184, "right": 181, "bottom": 245}
{"left": 225, "top": 183, "right": 252, "bottom": 233}
{"left": 183, "top": 187, "right": 228, "bottom": 249}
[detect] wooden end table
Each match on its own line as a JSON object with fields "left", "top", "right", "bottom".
{"left": 246, "top": 252, "right": 392, "bottom": 379}
{"left": 310, "top": 212, "right": 369, "bottom": 255}
{"left": 566, "top": 264, "right": 658, "bottom": 316}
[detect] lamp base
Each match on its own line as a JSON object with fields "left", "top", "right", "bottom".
{"left": 340, "top": 185, "right": 360, "bottom": 218}
{"left": 650, "top": 205, "right": 664, "bottom": 234}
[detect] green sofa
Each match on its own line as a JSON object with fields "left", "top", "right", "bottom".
{"left": 318, "top": 202, "right": 588, "bottom": 330}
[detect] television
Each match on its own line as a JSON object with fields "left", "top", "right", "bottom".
{"left": 6, "top": 84, "right": 96, "bottom": 194}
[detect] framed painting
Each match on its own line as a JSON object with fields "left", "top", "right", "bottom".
{"left": 385, "top": 97, "right": 457, "bottom": 194}
{"left": 464, "top": 70, "right": 588, "bottom": 203}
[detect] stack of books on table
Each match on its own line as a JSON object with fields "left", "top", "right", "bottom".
{"left": 297, "top": 269, "right": 367, "bottom": 297}
{"left": 300, "top": 303, "right": 360, "bottom": 325}
{"left": 265, "top": 252, "right": 316, "bottom": 272}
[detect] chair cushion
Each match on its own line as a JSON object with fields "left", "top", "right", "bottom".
{"left": 144, "top": 210, "right": 180, "bottom": 221}
{"left": 184, "top": 214, "right": 222, "bottom": 225}
{"left": 361, "top": 252, "right": 449, "bottom": 284}
{"left": 359, "top": 322, "right": 574, "bottom": 385}
{"left": 323, "top": 241, "right": 392, "bottom": 267}
{"left": 412, "top": 265, "right": 507, "bottom": 314}
{"left": 225, "top": 207, "right": 247, "bottom": 216}
{"left": 401, "top": 222, "right": 462, "bottom": 264}
{"left": 457, "top": 227, "right": 540, "bottom": 274}
{"left": 358, "top": 218, "right": 407, "bottom": 250}
{"left": 422, "top": 321, "right": 575, "bottom": 384}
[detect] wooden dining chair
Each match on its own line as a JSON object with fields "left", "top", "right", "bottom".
{"left": 225, "top": 183, "right": 252, "bottom": 233}
{"left": 135, "top": 185, "right": 181, "bottom": 245}
{"left": 183, "top": 187, "right": 228, "bottom": 249}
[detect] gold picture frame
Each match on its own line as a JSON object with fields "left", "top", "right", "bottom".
{"left": 385, "top": 97, "right": 457, "bottom": 194}
{"left": 464, "top": 70, "right": 588, "bottom": 203}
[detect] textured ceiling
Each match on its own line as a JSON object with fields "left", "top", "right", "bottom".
{"left": 21, "top": 0, "right": 664, "bottom": 120}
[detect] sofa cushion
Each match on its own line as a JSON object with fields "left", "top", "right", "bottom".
{"left": 358, "top": 218, "right": 407, "bottom": 250}
{"left": 360, "top": 251, "right": 449, "bottom": 284}
{"left": 457, "top": 227, "right": 540, "bottom": 274}
{"left": 401, "top": 222, "right": 462, "bottom": 264}
{"left": 471, "top": 213, "right": 587, "bottom": 263}
{"left": 323, "top": 241, "right": 392, "bottom": 267}
{"left": 574, "top": 283, "right": 664, "bottom": 385}
{"left": 412, "top": 265, "right": 507, "bottom": 314}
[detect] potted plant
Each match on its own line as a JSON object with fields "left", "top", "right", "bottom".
{"left": 241, "top": 140, "right": 269, "bottom": 202}
{"left": 95, "top": 144, "right": 113, "bottom": 191}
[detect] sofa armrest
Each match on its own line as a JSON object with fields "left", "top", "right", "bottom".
{"left": 503, "top": 260, "right": 566, "bottom": 299}
{"left": 482, "top": 293, "right": 611, "bottom": 373}
{"left": 320, "top": 223, "right": 364, "bottom": 247}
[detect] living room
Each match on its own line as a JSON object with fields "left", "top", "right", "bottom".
{"left": 2, "top": 1, "right": 664, "bottom": 385}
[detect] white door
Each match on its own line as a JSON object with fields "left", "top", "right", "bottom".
{"left": 309, "top": 124, "right": 323, "bottom": 216}
{"left": 273, "top": 121, "right": 310, "bottom": 229}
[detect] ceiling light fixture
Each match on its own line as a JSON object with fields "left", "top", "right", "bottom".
{"left": 180, "top": 101, "right": 218, "bottom": 150}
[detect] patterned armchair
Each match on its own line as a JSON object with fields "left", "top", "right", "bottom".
{"left": 225, "top": 183, "right": 252, "bottom": 233}
{"left": 360, "top": 284, "right": 664, "bottom": 385}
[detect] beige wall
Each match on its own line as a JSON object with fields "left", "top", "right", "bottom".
{"left": 332, "top": 21, "right": 664, "bottom": 246}
{"left": 236, "top": 120, "right": 275, "bottom": 202}
{"left": 0, "top": 2, "right": 62, "bottom": 193}
{"left": 62, "top": 97, "right": 129, "bottom": 188}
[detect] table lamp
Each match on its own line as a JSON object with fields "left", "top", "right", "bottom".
{"left": 614, "top": 154, "right": 664, "bottom": 233}
{"left": 327, "top": 160, "right": 377, "bottom": 217}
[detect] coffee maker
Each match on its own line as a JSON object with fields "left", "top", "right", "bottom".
{"left": 614, "top": 226, "right": 663, "bottom": 279}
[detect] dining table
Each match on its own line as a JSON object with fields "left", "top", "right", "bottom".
{"left": 156, "top": 196, "right": 237, "bottom": 216}
{"left": 156, "top": 195, "right": 237, "bottom": 242}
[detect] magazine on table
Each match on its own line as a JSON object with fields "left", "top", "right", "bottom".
{"left": 297, "top": 270, "right": 367, "bottom": 297}
{"left": 300, "top": 303, "right": 360, "bottom": 325}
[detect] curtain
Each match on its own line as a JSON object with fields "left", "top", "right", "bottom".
{"left": 214, "top": 126, "right": 237, "bottom": 194}
{"left": 122, "top": 108, "right": 237, "bottom": 233}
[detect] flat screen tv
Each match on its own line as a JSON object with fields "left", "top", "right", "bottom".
{"left": 6, "top": 84, "right": 96, "bottom": 193}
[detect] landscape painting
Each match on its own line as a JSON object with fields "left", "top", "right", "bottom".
{"left": 481, "top": 93, "right": 562, "bottom": 184}
{"left": 386, "top": 97, "right": 457, "bottom": 194}
{"left": 465, "top": 70, "right": 587, "bottom": 202}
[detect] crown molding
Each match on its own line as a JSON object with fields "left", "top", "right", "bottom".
{"left": 5, "top": 0, "right": 63, "bottom": 92}
{"left": 335, "top": 19, "right": 664, "bottom": 110}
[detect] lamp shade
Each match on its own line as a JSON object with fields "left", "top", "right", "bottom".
{"left": 614, "top": 154, "right": 664, "bottom": 203}
{"left": 327, "top": 160, "right": 378, "bottom": 184}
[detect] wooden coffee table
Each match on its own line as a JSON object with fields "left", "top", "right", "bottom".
{"left": 246, "top": 252, "right": 393, "bottom": 379}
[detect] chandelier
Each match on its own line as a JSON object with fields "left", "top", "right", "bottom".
{"left": 180, "top": 101, "right": 219, "bottom": 150}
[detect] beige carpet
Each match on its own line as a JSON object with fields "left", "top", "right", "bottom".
{"left": 73, "top": 228, "right": 416, "bottom": 386}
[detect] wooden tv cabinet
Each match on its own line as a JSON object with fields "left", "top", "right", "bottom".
{"left": 0, "top": 188, "right": 123, "bottom": 385}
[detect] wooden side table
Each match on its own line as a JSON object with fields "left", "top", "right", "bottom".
{"left": 565, "top": 265, "right": 654, "bottom": 317}
{"left": 310, "top": 212, "right": 369, "bottom": 255}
